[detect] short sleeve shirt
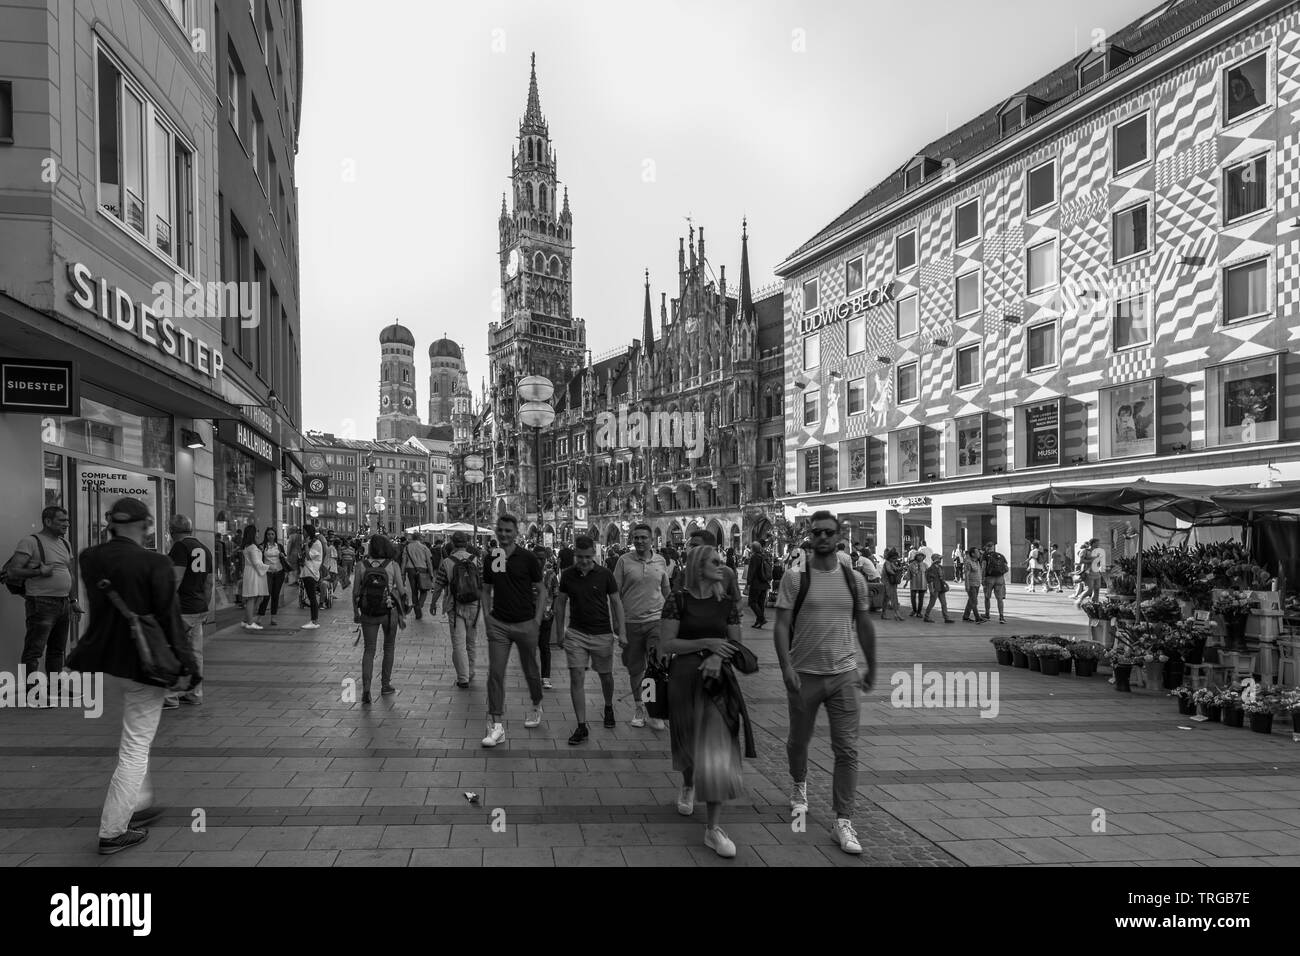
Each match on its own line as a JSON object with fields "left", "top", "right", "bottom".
{"left": 483, "top": 546, "right": 542, "bottom": 623}
{"left": 559, "top": 564, "right": 618, "bottom": 634}
{"left": 776, "top": 567, "right": 867, "bottom": 676}
{"left": 168, "top": 536, "right": 212, "bottom": 614}
{"left": 12, "top": 533, "right": 73, "bottom": 598}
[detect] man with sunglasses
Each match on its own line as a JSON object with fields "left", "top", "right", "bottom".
{"left": 774, "top": 511, "right": 875, "bottom": 856}
{"left": 480, "top": 513, "right": 545, "bottom": 747}
{"left": 614, "top": 522, "right": 670, "bottom": 730}
{"left": 555, "top": 535, "right": 625, "bottom": 743}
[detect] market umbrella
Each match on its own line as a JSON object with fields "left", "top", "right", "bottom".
{"left": 1208, "top": 481, "right": 1300, "bottom": 517}
{"left": 993, "top": 479, "right": 1224, "bottom": 619}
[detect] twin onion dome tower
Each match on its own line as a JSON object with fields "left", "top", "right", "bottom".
{"left": 376, "top": 318, "right": 469, "bottom": 441}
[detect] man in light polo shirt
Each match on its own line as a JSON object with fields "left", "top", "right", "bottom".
{"left": 554, "top": 535, "right": 626, "bottom": 745}
{"left": 774, "top": 510, "right": 876, "bottom": 857}
{"left": 614, "top": 522, "right": 670, "bottom": 730}
{"left": 480, "top": 513, "right": 545, "bottom": 748}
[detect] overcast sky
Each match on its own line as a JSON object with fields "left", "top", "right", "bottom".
{"left": 298, "top": 0, "right": 1161, "bottom": 440}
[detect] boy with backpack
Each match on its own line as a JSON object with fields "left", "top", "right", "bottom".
{"left": 981, "top": 542, "right": 1009, "bottom": 624}
{"left": 428, "top": 531, "right": 481, "bottom": 688}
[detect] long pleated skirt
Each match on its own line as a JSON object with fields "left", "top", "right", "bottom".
{"left": 667, "top": 653, "right": 744, "bottom": 802}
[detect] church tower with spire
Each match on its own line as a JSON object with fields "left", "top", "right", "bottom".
{"left": 377, "top": 319, "right": 420, "bottom": 441}
{"left": 487, "top": 54, "right": 587, "bottom": 523}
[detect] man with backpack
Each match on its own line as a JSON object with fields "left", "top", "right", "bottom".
{"left": 428, "top": 531, "right": 481, "bottom": 689}
{"left": 614, "top": 523, "right": 670, "bottom": 730}
{"left": 981, "top": 542, "right": 1009, "bottom": 624}
{"left": 745, "top": 539, "right": 773, "bottom": 628}
{"left": 773, "top": 511, "right": 875, "bottom": 857}
{"left": 4, "top": 505, "right": 80, "bottom": 698}
{"left": 351, "top": 536, "right": 410, "bottom": 704}
{"left": 400, "top": 532, "right": 435, "bottom": 620}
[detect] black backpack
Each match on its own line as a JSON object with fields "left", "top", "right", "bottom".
{"left": 3, "top": 535, "right": 54, "bottom": 597}
{"left": 790, "top": 564, "right": 860, "bottom": 643}
{"left": 985, "top": 552, "right": 1009, "bottom": 576}
{"left": 358, "top": 559, "right": 393, "bottom": 617}
{"left": 450, "top": 555, "right": 481, "bottom": 606}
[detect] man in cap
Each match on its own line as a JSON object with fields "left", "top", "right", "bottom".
{"left": 73, "top": 498, "right": 200, "bottom": 855}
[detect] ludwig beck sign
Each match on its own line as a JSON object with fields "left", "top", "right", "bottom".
{"left": 797, "top": 283, "right": 896, "bottom": 336}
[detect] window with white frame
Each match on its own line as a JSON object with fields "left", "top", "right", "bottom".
{"left": 226, "top": 45, "right": 244, "bottom": 137}
{"left": 803, "top": 390, "right": 819, "bottom": 426}
{"left": 1112, "top": 113, "right": 1149, "bottom": 174}
{"left": 802, "top": 277, "right": 819, "bottom": 313}
{"left": 847, "top": 377, "right": 866, "bottom": 415}
{"left": 845, "top": 256, "right": 865, "bottom": 296}
{"left": 802, "top": 332, "right": 820, "bottom": 370}
{"left": 896, "top": 293, "right": 918, "bottom": 338}
{"left": 1223, "top": 258, "right": 1269, "bottom": 323}
{"left": 1026, "top": 322, "right": 1057, "bottom": 371}
{"left": 1224, "top": 52, "right": 1268, "bottom": 123}
{"left": 954, "top": 197, "right": 980, "bottom": 246}
{"left": 895, "top": 230, "right": 917, "bottom": 273}
{"left": 846, "top": 315, "right": 865, "bottom": 355}
{"left": 896, "top": 361, "right": 918, "bottom": 404}
{"left": 1112, "top": 201, "right": 1149, "bottom": 262}
{"left": 1027, "top": 159, "right": 1056, "bottom": 213}
{"left": 96, "top": 44, "right": 196, "bottom": 273}
{"left": 1207, "top": 355, "right": 1279, "bottom": 447}
{"left": 955, "top": 269, "right": 981, "bottom": 317}
{"left": 251, "top": 99, "right": 264, "bottom": 183}
{"left": 1026, "top": 239, "right": 1057, "bottom": 292}
{"left": 163, "top": 0, "right": 189, "bottom": 27}
{"left": 1224, "top": 154, "right": 1267, "bottom": 223}
{"left": 1113, "top": 292, "right": 1150, "bottom": 349}
{"left": 955, "top": 344, "right": 980, "bottom": 389}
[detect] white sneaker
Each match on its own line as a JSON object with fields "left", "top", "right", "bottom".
{"left": 676, "top": 786, "right": 695, "bottom": 816}
{"left": 648, "top": 717, "right": 667, "bottom": 731}
{"left": 246, "top": 622, "right": 264, "bottom": 630}
{"left": 704, "top": 825, "right": 736, "bottom": 859}
{"left": 523, "top": 706, "right": 542, "bottom": 728}
{"left": 790, "top": 780, "right": 809, "bottom": 816}
{"left": 835, "top": 818, "right": 862, "bottom": 855}
{"left": 301, "top": 622, "right": 320, "bottom": 630}
{"left": 631, "top": 705, "right": 646, "bottom": 728}
{"left": 481, "top": 722, "right": 505, "bottom": 747}
{"left": 542, "top": 678, "right": 553, "bottom": 690}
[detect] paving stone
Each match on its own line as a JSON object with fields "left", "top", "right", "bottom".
{"left": 257, "top": 850, "right": 340, "bottom": 866}
{"left": 410, "top": 848, "right": 484, "bottom": 866}
{"left": 334, "top": 848, "right": 413, "bottom": 866}
{"left": 306, "top": 825, "right": 386, "bottom": 850}
{"left": 482, "top": 847, "right": 556, "bottom": 866}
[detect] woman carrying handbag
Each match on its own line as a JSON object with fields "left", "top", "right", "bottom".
{"left": 240, "top": 524, "right": 269, "bottom": 631}
{"left": 257, "top": 528, "right": 288, "bottom": 626}
{"left": 658, "top": 543, "right": 750, "bottom": 859}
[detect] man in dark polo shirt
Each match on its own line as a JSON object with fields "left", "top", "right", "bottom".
{"left": 164, "top": 514, "right": 213, "bottom": 707}
{"left": 554, "top": 535, "right": 625, "bottom": 744}
{"left": 479, "top": 513, "right": 545, "bottom": 748}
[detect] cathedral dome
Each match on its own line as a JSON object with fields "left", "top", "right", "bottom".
{"left": 429, "top": 337, "right": 463, "bottom": 360}
{"left": 379, "top": 323, "right": 415, "bottom": 347}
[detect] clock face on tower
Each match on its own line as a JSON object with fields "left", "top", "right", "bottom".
{"left": 402, "top": 397, "right": 414, "bottom": 410}
{"left": 381, "top": 395, "right": 392, "bottom": 408}
{"left": 506, "top": 249, "right": 520, "bottom": 279}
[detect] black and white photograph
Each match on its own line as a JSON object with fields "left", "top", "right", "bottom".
{"left": 1, "top": 0, "right": 1299, "bottom": 936}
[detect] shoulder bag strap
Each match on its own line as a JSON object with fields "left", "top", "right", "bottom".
{"left": 790, "top": 570, "right": 812, "bottom": 643}
{"left": 97, "top": 579, "right": 137, "bottom": 622}
{"left": 840, "top": 564, "right": 860, "bottom": 617}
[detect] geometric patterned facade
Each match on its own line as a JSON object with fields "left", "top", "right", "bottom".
{"left": 777, "top": 0, "right": 1300, "bottom": 560}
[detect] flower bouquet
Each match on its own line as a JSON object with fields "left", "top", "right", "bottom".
{"left": 1169, "top": 684, "right": 1196, "bottom": 716}
{"left": 1217, "top": 688, "right": 1244, "bottom": 727}
{"left": 1212, "top": 591, "right": 1252, "bottom": 650}
{"left": 990, "top": 635, "right": 1013, "bottom": 665}
{"left": 1192, "top": 686, "right": 1221, "bottom": 722}
{"left": 1281, "top": 690, "right": 1300, "bottom": 735}
{"left": 1030, "top": 642, "right": 1070, "bottom": 675}
{"left": 1242, "top": 694, "right": 1277, "bottom": 734}
{"left": 1139, "top": 594, "right": 1183, "bottom": 624}
{"left": 1067, "top": 641, "right": 1103, "bottom": 677}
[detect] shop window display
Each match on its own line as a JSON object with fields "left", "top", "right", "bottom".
{"left": 1207, "top": 356, "right": 1279, "bottom": 447}
{"left": 889, "top": 427, "right": 921, "bottom": 484}
{"left": 1099, "top": 380, "right": 1157, "bottom": 460}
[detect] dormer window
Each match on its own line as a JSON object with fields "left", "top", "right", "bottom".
{"left": 999, "top": 95, "right": 1049, "bottom": 137}
{"left": 904, "top": 155, "right": 942, "bottom": 191}
{"left": 1076, "top": 45, "right": 1132, "bottom": 91}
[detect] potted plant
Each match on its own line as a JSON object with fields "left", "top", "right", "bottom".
{"left": 1027, "top": 643, "right": 1042, "bottom": 672}
{"left": 1243, "top": 695, "right": 1276, "bottom": 734}
{"left": 1168, "top": 617, "right": 1212, "bottom": 665}
{"left": 1169, "top": 685, "right": 1195, "bottom": 715}
{"left": 1031, "top": 642, "right": 1068, "bottom": 676}
{"left": 1139, "top": 594, "right": 1183, "bottom": 625}
{"left": 1218, "top": 689, "right": 1244, "bottom": 727}
{"left": 1212, "top": 591, "right": 1252, "bottom": 650}
{"left": 990, "top": 636, "right": 1013, "bottom": 666}
{"left": 1192, "top": 687, "right": 1221, "bottom": 722}
{"left": 1104, "top": 643, "right": 1140, "bottom": 692}
{"left": 1110, "top": 556, "right": 1138, "bottom": 598}
{"left": 1281, "top": 690, "right": 1300, "bottom": 735}
{"left": 1068, "top": 641, "right": 1103, "bottom": 677}
{"left": 1010, "top": 637, "right": 1030, "bottom": 669}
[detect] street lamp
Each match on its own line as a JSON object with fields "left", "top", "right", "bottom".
{"left": 516, "top": 377, "right": 555, "bottom": 530}
{"left": 464, "top": 453, "right": 486, "bottom": 545}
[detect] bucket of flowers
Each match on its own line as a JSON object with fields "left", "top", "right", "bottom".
{"left": 1139, "top": 594, "right": 1183, "bottom": 624}
{"left": 1192, "top": 686, "right": 1221, "bottom": 722}
{"left": 1282, "top": 690, "right": 1300, "bottom": 735}
{"left": 1104, "top": 639, "right": 1142, "bottom": 692}
{"left": 1218, "top": 689, "right": 1244, "bottom": 727}
{"left": 1212, "top": 591, "right": 1252, "bottom": 650}
{"left": 1242, "top": 693, "right": 1277, "bottom": 735}
{"left": 1169, "top": 684, "right": 1196, "bottom": 716}
{"left": 1067, "top": 641, "right": 1103, "bottom": 677}
{"left": 989, "top": 635, "right": 1013, "bottom": 666}
{"left": 1168, "top": 617, "right": 1213, "bottom": 665}
{"left": 1030, "top": 642, "right": 1070, "bottom": 676}
{"left": 1009, "top": 637, "right": 1031, "bottom": 669}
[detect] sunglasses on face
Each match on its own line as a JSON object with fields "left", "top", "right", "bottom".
{"left": 810, "top": 528, "right": 837, "bottom": 538}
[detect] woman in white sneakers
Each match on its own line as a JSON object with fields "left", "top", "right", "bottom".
{"left": 300, "top": 524, "right": 323, "bottom": 629}
{"left": 240, "top": 524, "right": 268, "bottom": 631}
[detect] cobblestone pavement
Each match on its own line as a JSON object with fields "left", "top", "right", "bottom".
{"left": 1, "top": 587, "right": 1298, "bottom": 866}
